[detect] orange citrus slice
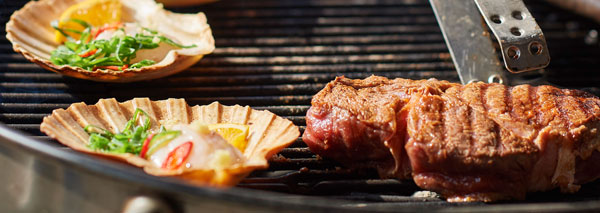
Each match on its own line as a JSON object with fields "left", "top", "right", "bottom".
{"left": 208, "top": 123, "right": 249, "bottom": 152}
{"left": 54, "top": 0, "right": 121, "bottom": 43}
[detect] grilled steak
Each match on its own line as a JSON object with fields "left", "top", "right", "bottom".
{"left": 303, "top": 76, "right": 600, "bottom": 202}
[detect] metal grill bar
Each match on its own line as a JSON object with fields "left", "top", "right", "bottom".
{"left": 1, "top": 0, "right": 600, "bottom": 210}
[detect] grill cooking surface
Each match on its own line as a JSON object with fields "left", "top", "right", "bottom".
{"left": 2, "top": 0, "right": 600, "bottom": 210}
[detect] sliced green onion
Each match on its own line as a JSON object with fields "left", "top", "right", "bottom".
{"left": 50, "top": 19, "right": 195, "bottom": 71}
{"left": 145, "top": 130, "right": 182, "bottom": 157}
{"left": 130, "top": 59, "right": 155, "bottom": 68}
{"left": 85, "top": 108, "right": 154, "bottom": 155}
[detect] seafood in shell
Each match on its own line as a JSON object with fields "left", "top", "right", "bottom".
{"left": 40, "top": 98, "right": 300, "bottom": 186}
{"left": 5, "top": 0, "right": 215, "bottom": 82}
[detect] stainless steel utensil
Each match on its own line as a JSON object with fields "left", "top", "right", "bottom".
{"left": 430, "top": 0, "right": 550, "bottom": 84}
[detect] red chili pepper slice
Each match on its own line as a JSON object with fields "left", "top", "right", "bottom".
{"left": 93, "top": 64, "right": 130, "bottom": 71}
{"left": 78, "top": 49, "right": 97, "bottom": 58}
{"left": 94, "top": 22, "right": 123, "bottom": 39}
{"left": 139, "top": 133, "right": 155, "bottom": 158}
{"left": 94, "top": 65, "right": 122, "bottom": 71}
{"left": 162, "top": 142, "right": 193, "bottom": 170}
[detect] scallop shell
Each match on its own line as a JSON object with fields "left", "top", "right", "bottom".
{"left": 5, "top": 0, "right": 215, "bottom": 82}
{"left": 40, "top": 98, "right": 300, "bottom": 186}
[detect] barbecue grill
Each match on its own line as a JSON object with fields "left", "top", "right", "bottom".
{"left": 2, "top": 0, "right": 600, "bottom": 212}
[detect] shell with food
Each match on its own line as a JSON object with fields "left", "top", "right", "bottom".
{"left": 5, "top": 0, "right": 215, "bottom": 82}
{"left": 40, "top": 98, "right": 300, "bottom": 186}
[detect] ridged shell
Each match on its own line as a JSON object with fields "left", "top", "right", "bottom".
{"left": 5, "top": 0, "right": 215, "bottom": 83}
{"left": 40, "top": 98, "right": 300, "bottom": 186}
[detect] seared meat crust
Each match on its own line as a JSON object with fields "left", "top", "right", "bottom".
{"left": 303, "top": 76, "right": 600, "bottom": 202}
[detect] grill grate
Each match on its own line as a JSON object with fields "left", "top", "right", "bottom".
{"left": 2, "top": 0, "right": 600, "bottom": 209}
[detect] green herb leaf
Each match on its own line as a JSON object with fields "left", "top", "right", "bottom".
{"left": 159, "top": 36, "right": 197, "bottom": 48}
{"left": 85, "top": 108, "right": 164, "bottom": 155}
{"left": 130, "top": 59, "right": 155, "bottom": 68}
{"left": 50, "top": 20, "right": 195, "bottom": 71}
{"left": 145, "top": 130, "right": 182, "bottom": 157}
